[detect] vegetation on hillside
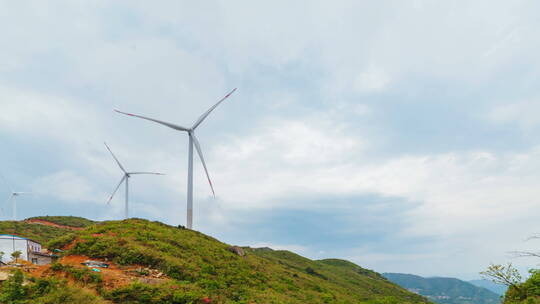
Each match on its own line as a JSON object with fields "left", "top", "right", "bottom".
{"left": 383, "top": 273, "right": 501, "bottom": 304}
{"left": 248, "top": 249, "right": 426, "bottom": 303}
{"left": 0, "top": 270, "right": 105, "bottom": 304}
{"left": 26, "top": 216, "right": 96, "bottom": 228}
{"left": 42, "top": 218, "right": 430, "bottom": 304}
{"left": 501, "top": 270, "right": 540, "bottom": 303}
{"left": 0, "top": 221, "right": 70, "bottom": 244}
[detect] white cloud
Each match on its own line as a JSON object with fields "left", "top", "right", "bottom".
{"left": 1, "top": 0, "right": 540, "bottom": 280}
{"left": 0, "top": 86, "right": 105, "bottom": 146}
{"left": 211, "top": 117, "right": 363, "bottom": 205}
{"left": 488, "top": 99, "right": 540, "bottom": 129}
{"left": 354, "top": 66, "right": 391, "bottom": 92}
{"left": 31, "top": 170, "right": 106, "bottom": 204}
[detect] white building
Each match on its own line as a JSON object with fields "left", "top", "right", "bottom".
{"left": 0, "top": 234, "right": 52, "bottom": 265}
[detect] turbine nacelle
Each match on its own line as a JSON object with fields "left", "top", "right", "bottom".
{"left": 104, "top": 142, "right": 164, "bottom": 219}
{"left": 0, "top": 176, "right": 30, "bottom": 220}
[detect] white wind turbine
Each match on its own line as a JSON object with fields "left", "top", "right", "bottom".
{"left": 0, "top": 175, "right": 31, "bottom": 221}
{"left": 104, "top": 142, "right": 165, "bottom": 219}
{"left": 115, "top": 88, "right": 236, "bottom": 229}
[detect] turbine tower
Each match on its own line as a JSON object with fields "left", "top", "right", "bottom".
{"left": 104, "top": 142, "right": 164, "bottom": 219}
{"left": 7, "top": 192, "right": 31, "bottom": 221}
{"left": 115, "top": 88, "right": 236, "bottom": 229}
{"left": 0, "top": 175, "right": 30, "bottom": 221}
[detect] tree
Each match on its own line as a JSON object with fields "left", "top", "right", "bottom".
{"left": 480, "top": 263, "right": 523, "bottom": 290}
{"left": 0, "top": 270, "right": 26, "bottom": 302}
{"left": 0, "top": 251, "right": 4, "bottom": 263}
{"left": 11, "top": 250, "right": 22, "bottom": 263}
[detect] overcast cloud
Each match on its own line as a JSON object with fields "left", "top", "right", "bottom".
{"left": 1, "top": 0, "right": 540, "bottom": 280}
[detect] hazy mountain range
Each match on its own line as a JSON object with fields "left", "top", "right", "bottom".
{"left": 383, "top": 273, "right": 502, "bottom": 304}
{"left": 468, "top": 279, "right": 507, "bottom": 296}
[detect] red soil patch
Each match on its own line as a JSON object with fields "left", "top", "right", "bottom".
{"left": 25, "top": 219, "right": 84, "bottom": 231}
{"left": 61, "top": 237, "right": 84, "bottom": 251}
{"left": 59, "top": 255, "right": 134, "bottom": 289}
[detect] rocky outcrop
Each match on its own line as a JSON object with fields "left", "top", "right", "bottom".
{"left": 228, "top": 246, "right": 245, "bottom": 257}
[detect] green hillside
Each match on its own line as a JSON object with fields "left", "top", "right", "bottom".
{"left": 0, "top": 220, "right": 70, "bottom": 244}
{"left": 383, "top": 273, "right": 501, "bottom": 304}
{"left": 8, "top": 217, "right": 428, "bottom": 304}
{"left": 248, "top": 249, "right": 425, "bottom": 303}
{"left": 26, "top": 215, "right": 96, "bottom": 228}
{"left": 0, "top": 217, "right": 431, "bottom": 303}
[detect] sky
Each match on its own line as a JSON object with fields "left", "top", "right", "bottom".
{"left": 1, "top": 0, "right": 540, "bottom": 280}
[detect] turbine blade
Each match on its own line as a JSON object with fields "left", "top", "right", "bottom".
{"left": 2, "top": 194, "right": 12, "bottom": 216}
{"left": 0, "top": 174, "right": 13, "bottom": 193}
{"left": 129, "top": 172, "right": 165, "bottom": 175}
{"left": 104, "top": 142, "right": 127, "bottom": 173}
{"left": 115, "top": 110, "right": 190, "bottom": 132}
{"left": 192, "top": 88, "right": 237, "bottom": 129}
{"left": 191, "top": 134, "right": 215, "bottom": 196}
{"left": 107, "top": 175, "right": 126, "bottom": 204}
{"left": 4, "top": 194, "right": 12, "bottom": 205}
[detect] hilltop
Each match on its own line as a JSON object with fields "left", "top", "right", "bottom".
{"left": 0, "top": 216, "right": 431, "bottom": 303}
{"left": 0, "top": 216, "right": 95, "bottom": 244}
{"left": 383, "top": 273, "right": 501, "bottom": 304}
{"left": 26, "top": 216, "right": 96, "bottom": 229}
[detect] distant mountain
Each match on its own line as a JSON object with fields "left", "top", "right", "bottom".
{"left": 383, "top": 273, "right": 502, "bottom": 304}
{"left": 468, "top": 279, "right": 507, "bottom": 296}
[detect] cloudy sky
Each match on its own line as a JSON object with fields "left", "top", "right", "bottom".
{"left": 2, "top": 1, "right": 540, "bottom": 280}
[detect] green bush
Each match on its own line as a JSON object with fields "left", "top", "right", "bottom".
{"left": 50, "top": 262, "right": 103, "bottom": 285}
{"left": 104, "top": 282, "right": 204, "bottom": 304}
{"left": 0, "top": 270, "right": 26, "bottom": 302}
{"left": 504, "top": 269, "right": 540, "bottom": 303}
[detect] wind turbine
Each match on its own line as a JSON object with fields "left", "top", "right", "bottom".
{"left": 104, "top": 142, "right": 164, "bottom": 219}
{"left": 0, "top": 175, "right": 30, "bottom": 221}
{"left": 114, "top": 88, "right": 236, "bottom": 229}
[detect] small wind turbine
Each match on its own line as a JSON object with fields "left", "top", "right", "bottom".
{"left": 104, "top": 142, "right": 164, "bottom": 219}
{"left": 115, "top": 88, "right": 236, "bottom": 229}
{"left": 0, "top": 175, "right": 30, "bottom": 221}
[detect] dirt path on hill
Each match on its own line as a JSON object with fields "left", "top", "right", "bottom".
{"left": 24, "top": 219, "right": 84, "bottom": 230}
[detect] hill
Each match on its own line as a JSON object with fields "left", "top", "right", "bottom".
{"left": 469, "top": 279, "right": 507, "bottom": 296}
{"left": 247, "top": 248, "right": 426, "bottom": 303}
{"left": 1, "top": 217, "right": 431, "bottom": 304}
{"left": 383, "top": 273, "right": 501, "bottom": 304}
{"left": 0, "top": 220, "right": 70, "bottom": 244}
{"left": 25, "top": 216, "right": 96, "bottom": 228}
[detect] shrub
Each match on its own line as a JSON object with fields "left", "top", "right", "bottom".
{"left": 0, "top": 270, "right": 26, "bottom": 302}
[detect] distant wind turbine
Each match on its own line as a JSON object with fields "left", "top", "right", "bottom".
{"left": 104, "top": 142, "right": 164, "bottom": 219}
{"left": 0, "top": 175, "right": 30, "bottom": 221}
{"left": 114, "top": 88, "right": 237, "bottom": 229}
